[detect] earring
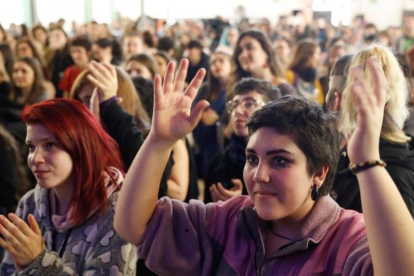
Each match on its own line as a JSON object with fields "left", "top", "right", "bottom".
{"left": 311, "top": 185, "right": 319, "bottom": 201}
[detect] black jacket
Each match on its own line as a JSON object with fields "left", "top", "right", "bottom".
{"left": 332, "top": 138, "right": 414, "bottom": 218}
{"left": 100, "top": 100, "right": 171, "bottom": 198}
{"left": 204, "top": 134, "right": 248, "bottom": 203}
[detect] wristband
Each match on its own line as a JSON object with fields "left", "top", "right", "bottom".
{"left": 349, "top": 159, "right": 386, "bottom": 175}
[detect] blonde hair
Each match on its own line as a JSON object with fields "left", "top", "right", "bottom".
{"left": 339, "top": 44, "right": 410, "bottom": 143}
{"left": 70, "top": 67, "right": 150, "bottom": 134}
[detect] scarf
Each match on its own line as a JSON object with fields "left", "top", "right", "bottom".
{"left": 50, "top": 167, "right": 123, "bottom": 231}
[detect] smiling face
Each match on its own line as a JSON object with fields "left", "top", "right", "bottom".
{"left": 244, "top": 127, "right": 317, "bottom": 222}
{"left": 26, "top": 123, "right": 74, "bottom": 191}
{"left": 237, "top": 36, "right": 269, "bottom": 74}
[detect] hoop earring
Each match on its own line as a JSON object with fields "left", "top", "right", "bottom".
{"left": 311, "top": 185, "right": 319, "bottom": 201}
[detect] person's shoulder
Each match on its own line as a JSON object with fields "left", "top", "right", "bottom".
{"left": 207, "top": 196, "right": 253, "bottom": 218}
{"left": 336, "top": 208, "right": 366, "bottom": 233}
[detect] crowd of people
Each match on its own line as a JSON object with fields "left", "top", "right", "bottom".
{"left": 0, "top": 9, "right": 414, "bottom": 275}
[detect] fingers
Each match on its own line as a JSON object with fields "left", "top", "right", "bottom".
{"left": 352, "top": 66, "right": 375, "bottom": 109}
{"left": 367, "top": 56, "right": 386, "bottom": 105}
{"left": 173, "top": 59, "right": 189, "bottom": 93}
{"left": 8, "top": 214, "right": 32, "bottom": 237}
{"left": 0, "top": 215, "right": 25, "bottom": 247}
{"left": 89, "top": 61, "right": 113, "bottom": 81}
{"left": 28, "top": 215, "right": 41, "bottom": 236}
{"left": 209, "top": 184, "right": 228, "bottom": 202}
{"left": 230, "top": 179, "right": 243, "bottom": 191}
{"left": 184, "top": 68, "right": 206, "bottom": 100}
{"left": 216, "top": 183, "right": 236, "bottom": 198}
{"left": 90, "top": 88, "right": 101, "bottom": 116}
{"left": 162, "top": 61, "right": 176, "bottom": 94}
{"left": 153, "top": 74, "right": 163, "bottom": 106}
{"left": 188, "top": 100, "right": 210, "bottom": 128}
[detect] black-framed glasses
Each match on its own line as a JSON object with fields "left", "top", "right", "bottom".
{"left": 226, "top": 99, "right": 264, "bottom": 113}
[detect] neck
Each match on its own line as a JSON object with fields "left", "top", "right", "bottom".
{"left": 52, "top": 178, "right": 74, "bottom": 216}
{"left": 251, "top": 68, "right": 273, "bottom": 81}
{"left": 269, "top": 198, "right": 316, "bottom": 238}
{"left": 217, "top": 76, "right": 228, "bottom": 87}
{"left": 21, "top": 86, "right": 32, "bottom": 95}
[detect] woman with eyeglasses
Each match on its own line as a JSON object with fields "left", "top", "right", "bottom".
{"left": 203, "top": 77, "right": 281, "bottom": 203}
{"left": 115, "top": 58, "right": 414, "bottom": 275}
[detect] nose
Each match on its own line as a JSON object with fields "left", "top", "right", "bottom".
{"left": 239, "top": 48, "right": 248, "bottom": 59}
{"left": 29, "top": 148, "right": 45, "bottom": 165}
{"left": 252, "top": 161, "right": 270, "bottom": 185}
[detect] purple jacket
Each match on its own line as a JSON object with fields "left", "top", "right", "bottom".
{"left": 138, "top": 195, "right": 373, "bottom": 275}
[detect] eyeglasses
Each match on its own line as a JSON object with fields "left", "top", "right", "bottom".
{"left": 226, "top": 98, "right": 264, "bottom": 113}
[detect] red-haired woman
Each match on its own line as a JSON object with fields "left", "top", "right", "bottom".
{"left": 0, "top": 99, "right": 137, "bottom": 275}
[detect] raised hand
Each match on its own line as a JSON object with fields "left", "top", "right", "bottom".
{"left": 150, "top": 59, "right": 209, "bottom": 144}
{"left": 347, "top": 57, "right": 386, "bottom": 165}
{"left": 87, "top": 61, "right": 118, "bottom": 103}
{"left": 0, "top": 214, "right": 45, "bottom": 271}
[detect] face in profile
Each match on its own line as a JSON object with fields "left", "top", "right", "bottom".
{"left": 237, "top": 36, "right": 268, "bottom": 74}
{"left": 49, "top": 29, "right": 67, "bottom": 50}
{"left": 92, "top": 44, "right": 112, "bottom": 64}
{"left": 26, "top": 123, "right": 74, "bottom": 191}
{"left": 77, "top": 82, "right": 95, "bottom": 109}
{"left": 12, "top": 61, "right": 35, "bottom": 90}
{"left": 243, "top": 127, "right": 316, "bottom": 222}
{"left": 154, "top": 55, "right": 168, "bottom": 77}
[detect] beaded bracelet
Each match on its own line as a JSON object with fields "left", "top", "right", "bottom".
{"left": 349, "top": 160, "right": 386, "bottom": 175}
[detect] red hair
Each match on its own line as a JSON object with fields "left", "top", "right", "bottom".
{"left": 22, "top": 99, "right": 124, "bottom": 225}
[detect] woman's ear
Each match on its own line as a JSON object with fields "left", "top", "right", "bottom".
{"left": 333, "top": 92, "right": 342, "bottom": 111}
{"left": 312, "top": 164, "right": 329, "bottom": 189}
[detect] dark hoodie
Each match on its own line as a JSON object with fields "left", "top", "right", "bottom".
{"left": 204, "top": 133, "right": 248, "bottom": 203}
{"left": 332, "top": 137, "right": 414, "bottom": 218}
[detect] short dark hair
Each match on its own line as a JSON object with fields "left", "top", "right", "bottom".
{"left": 246, "top": 96, "right": 340, "bottom": 196}
{"left": 157, "top": 36, "right": 175, "bottom": 52}
{"left": 233, "top": 78, "right": 281, "bottom": 103}
{"left": 187, "top": 40, "right": 203, "bottom": 50}
{"left": 70, "top": 35, "right": 92, "bottom": 52}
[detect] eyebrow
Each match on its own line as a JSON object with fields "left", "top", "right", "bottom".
{"left": 233, "top": 96, "right": 256, "bottom": 102}
{"left": 25, "top": 138, "right": 53, "bottom": 144}
{"left": 246, "top": 148, "right": 295, "bottom": 156}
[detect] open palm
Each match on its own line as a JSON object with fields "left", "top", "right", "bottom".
{"left": 150, "top": 59, "right": 209, "bottom": 144}
{"left": 347, "top": 57, "right": 386, "bottom": 164}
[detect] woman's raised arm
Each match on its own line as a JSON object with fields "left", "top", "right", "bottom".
{"left": 348, "top": 57, "right": 414, "bottom": 275}
{"left": 114, "top": 59, "right": 209, "bottom": 245}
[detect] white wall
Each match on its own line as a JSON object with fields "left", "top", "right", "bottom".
{"left": 350, "top": 0, "right": 403, "bottom": 29}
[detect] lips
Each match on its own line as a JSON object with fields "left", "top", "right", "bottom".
{"left": 256, "top": 190, "right": 277, "bottom": 198}
{"left": 34, "top": 170, "right": 49, "bottom": 178}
